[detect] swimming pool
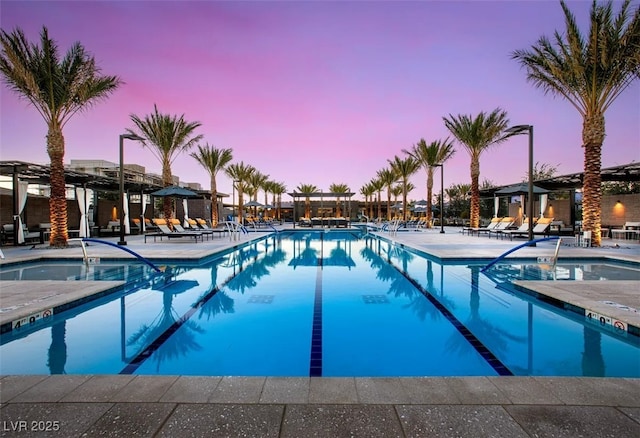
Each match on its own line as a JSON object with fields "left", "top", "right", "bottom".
{"left": 1, "top": 231, "right": 638, "bottom": 377}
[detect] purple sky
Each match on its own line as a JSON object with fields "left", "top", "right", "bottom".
{"left": 1, "top": 0, "right": 639, "bottom": 201}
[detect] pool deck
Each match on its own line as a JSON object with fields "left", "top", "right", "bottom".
{"left": 1, "top": 226, "right": 639, "bottom": 437}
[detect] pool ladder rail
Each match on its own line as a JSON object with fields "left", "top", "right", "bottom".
{"left": 74, "top": 238, "right": 162, "bottom": 273}
{"left": 481, "top": 236, "right": 562, "bottom": 274}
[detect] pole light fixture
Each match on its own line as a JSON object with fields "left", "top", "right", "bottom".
{"left": 434, "top": 164, "right": 445, "bottom": 234}
{"left": 118, "top": 133, "right": 144, "bottom": 246}
{"left": 505, "top": 124, "right": 534, "bottom": 243}
{"left": 232, "top": 180, "right": 239, "bottom": 222}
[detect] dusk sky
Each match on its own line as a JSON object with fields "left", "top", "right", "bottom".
{"left": 1, "top": 0, "right": 639, "bottom": 201}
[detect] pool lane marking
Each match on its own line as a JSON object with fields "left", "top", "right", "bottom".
{"left": 389, "top": 262, "right": 513, "bottom": 377}
{"left": 309, "top": 237, "right": 324, "bottom": 377}
{"left": 120, "top": 278, "right": 229, "bottom": 375}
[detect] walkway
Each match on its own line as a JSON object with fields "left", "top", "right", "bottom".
{"left": 1, "top": 226, "right": 639, "bottom": 437}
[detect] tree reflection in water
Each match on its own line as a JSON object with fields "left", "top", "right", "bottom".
{"left": 446, "top": 265, "right": 525, "bottom": 359}
{"left": 226, "top": 239, "right": 287, "bottom": 294}
{"left": 47, "top": 321, "right": 67, "bottom": 374}
{"left": 127, "top": 275, "right": 204, "bottom": 372}
{"left": 582, "top": 326, "right": 605, "bottom": 376}
{"left": 360, "top": 242, "right": 455, "bottom": 322}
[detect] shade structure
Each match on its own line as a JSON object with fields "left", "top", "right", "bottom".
{"left": 495, "top": 183, "right": 549, "bottom": 195}
{"left": 244, "top": 200, "right": 264, "bottom": 207}
{"left": 414, "top": 199, "right": 429, "bottom": 205}
{"left": 150, "top": 185, "right": 200, "bottom": 198}
{"left": 391, "top": 203, "right": 403, "bottom": 210}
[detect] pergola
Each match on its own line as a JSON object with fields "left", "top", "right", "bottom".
{"left": 288, "top": 191, "right": 356, "bottom": 228}
{"left": 478, "top": 162, "right": 640, "bottom": 226}
{"left": 0, "top": 160, "right": 224, "bottom": 244}
{"left": 480, "top": 162, "right": 640, "bottom": 197}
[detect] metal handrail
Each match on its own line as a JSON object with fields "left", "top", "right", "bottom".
{"left": 77, "top": 238, "right": 162, "bottom": 272}
{"left": 480, "top": 236, "right": 561, "bottom": 272}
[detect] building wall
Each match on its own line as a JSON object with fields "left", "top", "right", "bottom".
{"left": 504, "top": 193, "right": 640, "bottom": 228}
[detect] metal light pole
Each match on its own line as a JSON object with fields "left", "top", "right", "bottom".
{"left": 506, "top": 125, "right": 534, "bottom": 243}
{"left": 435, "top": 164, "right": 445, "bottom": 233}
{"left": 232, "top": 180, "right": 239, "bottom": 222}
{"left": 118, "top": 133, "right": 144, "bottom": 246}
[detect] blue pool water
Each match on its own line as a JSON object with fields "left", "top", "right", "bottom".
{"left": 1, "top": 231, "right": 638, "bottom": 377}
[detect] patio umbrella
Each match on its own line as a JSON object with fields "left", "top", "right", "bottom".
{"left": 414, "top": 199, "right": 429, "bottom": 206}
{"left": 150, "top": 186, "right": 200, "bottom": 227}
{"left": 244, "top": 200, "right": 263, "bottom": 207}
{"left": 150, "top": 186, "right": 200, "bottom": 198}
{"left": 391, "top": 203, "right": 403, "bottom": 210}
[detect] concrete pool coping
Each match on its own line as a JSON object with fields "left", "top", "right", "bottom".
{"left": 1, "top": 226, "right": 639, "bottom": 436}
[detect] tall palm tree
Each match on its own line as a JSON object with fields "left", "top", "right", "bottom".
{"left": 512, "top": 0, "right": 640, "bottom": 246}
{"left": 248, "top": 171, "right": 269, "bottom": 218}
{"left": 377, "top": 168, "right": 397, "bottom": 221}
{"left": 0, "top": 26, "right": 121, "bottom": 247}
{"left": 263, "top": 180, "right": 275, "bottom": 219}
{"left": 443, "top": 108, "right": 517, "bottom": 228}
{"left": 329, "top": 183, "right": 350, "bottom": 217}
{"left": 225, "top": 162, "right": 255, "bottom": 224}
{"left": 391, "top": 185, "right": 403, "bottom": 216}
{"left": 296, "top": 184, "right": 318, "bottom": 219}
{"left": 360, "top": 183, "right": 376, "bottom": 220}
{"left": 190, "top": 144, "right": 233, "bottom": 226}
{"left": 388, "top": 156, "right": 420, "bottom": 221}
{"left": 271, "top": 181, "right": 287, "bottom": 221}
{"left": 404, "top": 138, "right": 455, "bottom": 227}
{"left": 370, "top": 178, "right": 384, "bottom": 220}
{"left": 128, "top": 105, "right": 202, "bottom": 222}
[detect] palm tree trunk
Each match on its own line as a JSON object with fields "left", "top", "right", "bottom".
{"left": 47, "top": 124, "right": 68, "bottom": 248}
{"left": 210, "top": 177, "right": 218, "bottom": 227}
{"left": 386, "top": 188, "right": 391, "bottom": 221}
{"left": 161, "top": 160, "right": 173, "bottom": 224}
{"left": 426, "top": 169, "right": 434, "bottom": 227}
{"left": 402, "top": 181, "right": 408, "bottom": 222}
{"left": 469, "top": 158, "right": 480, "bottom": 229}
{"left": 377, "top": 192, "right": 382, "bottom": 219}
{"left": 582, "top": 113, "right": 604, "bottom": 247}
{"left": 238, "top": 189, "right": 244, "bottom": 224}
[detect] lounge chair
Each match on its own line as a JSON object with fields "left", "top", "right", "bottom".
{"left": 473, "top": 217, "right": 514, "bottom": 237}
{"left": 298, "top": 218, "right": 312, "bottom": 227}
{"left": 195, "top": 218, "right": 228, "bottom": 237}
{"left": 169, "top": 219, "right": 206, "bottom": 240}
{"left": 184, "top": 218, "right": 219, "bottom": 239}
{"left": 145, "top": 219, "right": 203, "bottom": 243}
{"left": 497, "top": 219, "right": 537, "bottom": 240}
{"left": 610, "top": 221, "right": 640, "bottom": 240}
{"left": 531, "top": 217, "right": 554, "bottom": 236}
{"left": 1, "top": 224, "right": 41, "bottom": 245}
{"left": 463, "top": 217, "right": 501, "bottom": 236}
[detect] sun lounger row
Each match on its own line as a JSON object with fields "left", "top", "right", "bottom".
{"left": 462, "top": 217, "right": 554, "bottom": 239}
{"left": 298, "top": 217, "right": 349, "bottom": 227}
{"left": 610, "top": 221, "right": 640, "bottom": 240}
{"left": 495, "top": 217, "right": 554, "bottom": 240}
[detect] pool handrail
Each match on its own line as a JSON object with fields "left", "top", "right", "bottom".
{"left": 480, "top": 236, "right": 561, "bottom": 272}
{"left": 79, "top": 238, "right": 162, "bottom": 272}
